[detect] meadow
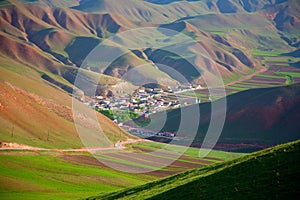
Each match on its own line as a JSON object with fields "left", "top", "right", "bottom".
{"left": 0, "top": 141, "right": 241, "bottom": 200}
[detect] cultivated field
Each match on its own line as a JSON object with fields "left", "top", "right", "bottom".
{"left": 192, "top": 58, "right": 300, "bottom": 102}
{"left": 0, "top": 141, "right": 241, "bottom": 200}
{"left": 89, "top": 140, "right": 300, "bottom": 200}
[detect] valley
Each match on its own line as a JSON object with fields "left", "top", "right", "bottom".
{"left": 0, "top": 0, "right": 299, "bottom": 199}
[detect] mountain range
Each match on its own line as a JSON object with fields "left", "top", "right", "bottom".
{"left": 1, "top": 0, "right": 299, "bottom": 94}
{"left": 0, "top": 1, "right": 300, "bottom": 199}
{"left": 0, "top": 0, "right": 299, "bottom": 148}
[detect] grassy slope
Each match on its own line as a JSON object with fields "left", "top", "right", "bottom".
{"left": 132, "top": 142, "right": 242, "bottom": 161}
{"left": 0, "top": 58, "right": 131, "bottom": 148}
{"left": 0, "top": 141, "right": 241, "bottom": 200}
{"left": 1, "top": 1, "right": 273, "bottom": 88}
{"left": 0, "top": 152, "right": 155, "bottom": 200}
{"left": 88, "top": 140, "right": 300, "bottom": 200}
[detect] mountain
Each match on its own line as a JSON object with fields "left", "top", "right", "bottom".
{"left": 0, "top": 0, "right": 255, "bottom": 94}
{"left": 143, "top": 83, "right": 300, "bottom": 152}
{"left": 0, "top": 58, "right": 132, "bottom": 148}
{"left": 2, "top": 0, "right": 297, "bottom": 92}
{"left": 0, "top": 0, "right": 299, "bottom": 147}
{"left": 74, "top": 0, "right": 299, "bottom": 55}
{"left": 87, "top": 139, "right": 300, "bottom": 200}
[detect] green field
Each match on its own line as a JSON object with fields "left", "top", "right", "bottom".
{"left": 0, "top": 142, "right": 241, "bottom": 200}
{"left": 0, "top": 151, "right": 155, "bottom": 200}
{"left": 132, "top": 142, "right": 242, "bottom": 161}
{"left": 250, "top": 50, "right": 283, "bottom": 57}
{"left": 88, "top": 140, "right": 300, "bottom": 200}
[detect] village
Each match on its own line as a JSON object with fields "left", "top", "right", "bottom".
{"left": 86, "top": 84, "right": 202, "bottom": 117}
{"left": 84, "top": 84, "right": 203, "bottom": 138}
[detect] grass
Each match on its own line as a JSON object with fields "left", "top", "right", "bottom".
{"left": 0, "top": 152, "right": 155, "bottom": 200}
{"left": 0, "top": 141, "right": 243, "bottom": 200}
{"left": 255, "top": 74, "right": 285, "bottom": 79}
{"left": 274, "top": 71, "right": 300, "bottom": 85}
{"left": 250, "top": 50, "right": 283, "bottom": 57}
{"left": 88, "top": 140, "right": 300, "bottom": 200}
{"left": 225, "top": 85, "right": 249, "bottom": 91}
{"left": 0, "top": 0, "right": 12, "bottom": 7}
{"left": 96, "top": 154, "right": 164, "bottom": 171}
{"left": 0, "top": 61, "right": 130, "bottom": 149}
{"left": 132, "top": 142, "right": 243, "bottom": 161}
{"left": 275, "top": 72, "right": 300, "bottom": 78}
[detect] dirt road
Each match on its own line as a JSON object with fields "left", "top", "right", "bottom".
{"left": 0, "top": 139, "right": 148, "bottom": 152}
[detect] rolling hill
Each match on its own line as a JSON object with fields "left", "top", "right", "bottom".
{"left": 0, "top": 0, "right": 298, "bottom": 150}
{"left": 0, "top": 1, "right": 299, "bottom": 199}
{"left": 0, "top": 55, "right": 132, "bottom": 148}
{"left": 2, "top": 0, "right": 299, "bottom": 97}
{"left": 87, "top": 139, "right": 300, "bottom": 200}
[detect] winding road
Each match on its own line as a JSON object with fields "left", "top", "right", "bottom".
{"left": 0, "top": 139, "right": 147, "bottom": 152}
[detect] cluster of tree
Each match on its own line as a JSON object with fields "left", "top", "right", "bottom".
{"left": 95, "top": 108, "right": 139, "bottom": 122}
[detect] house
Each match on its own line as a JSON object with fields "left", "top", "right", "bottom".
{"left": 181, "top": 83, "right": 192, "bottom": 89}
{"left": 146, "top": 88, "right": 153, "bottom": 93}
{"left": 195, "top": 85, "right": 202, "bottom": 89}
{"left": 138, "top": 89, "right": 145, "bottom": 93}
{"left": 153, "top": 88, "right": 163, "bottom": 94}
{"left": 95, "top": 96, "right": 104, "bottom": 100}
{"left": 157, "top": 132, "right": 175, "bottom": 137}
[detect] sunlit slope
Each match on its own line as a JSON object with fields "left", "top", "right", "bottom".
{"left": 0, "top": 0, "right": 277, "bottom": 89}
{"left": 0, "top": 59, "right": 131, "bottom": 148}
{"left": 88, "top": 140, "right": 300, "bottom": 200}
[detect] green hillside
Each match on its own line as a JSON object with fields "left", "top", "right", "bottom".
{"left": 87, "top": 140, "right": 300, "bottom": 200}
{"left": 0, "top": 151, "right": 155, "bottom": 200}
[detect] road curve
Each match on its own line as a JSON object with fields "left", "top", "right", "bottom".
{"left": 0, "top": 139, "right": 149, "bottom": 152}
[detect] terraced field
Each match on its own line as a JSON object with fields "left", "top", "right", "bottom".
{"left": 0, "top": 141, "right": 241, "bottom": 200}
{"left": 192, "top": 60, "right": 300, "bottom": 102}
{"left": 93, "top": 141, "right": 241, "bottom": 176}
{"left": 90, "top": 140, "right": 300, "bottom": 200}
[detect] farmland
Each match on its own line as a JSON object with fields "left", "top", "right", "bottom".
{"left": 191, "top": 57, "right": 300, "bottom": 102}
{"left": 88, "top": 140, "right": 300, "bottom": 200}
{"left": 0, "top": 151, "right": 153, "bottom": 200}
{"left": 0, "top": 141, "right": 241, "bottom": 200}
{"left": 0, "top": 0, "right": 299, "bottom": 199}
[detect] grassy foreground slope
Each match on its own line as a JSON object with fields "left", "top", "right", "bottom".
{"left": 0, "top": 151, "right": 155, "bottom": 200}
{"left": 88, "top": 140, "right": 300, "bottom": 200}
{"left": 0, "top": 142, "right": 240, "bottom": 200}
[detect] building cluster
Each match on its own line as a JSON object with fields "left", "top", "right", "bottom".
{"left": 122, "top": 125, "right": 176, "bottom": 138}
{"left": 87, "top": 85, "right": 198, "bottom": 115}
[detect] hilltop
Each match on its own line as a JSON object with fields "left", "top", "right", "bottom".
{"left": 87, "top": 139, "right": 300, "bottom": 200}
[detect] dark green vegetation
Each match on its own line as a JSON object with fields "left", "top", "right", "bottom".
{"left": 95, "top": 109, "right": 139, "bottom": 123}
{"left": 87, "top": 140, "right": 300, "bottom": 200}
{"left": 0, "top": 142, "right": 240, "bottom": 200}
{"left": 145, "top": 83, "right": 300, "bottom": 152}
